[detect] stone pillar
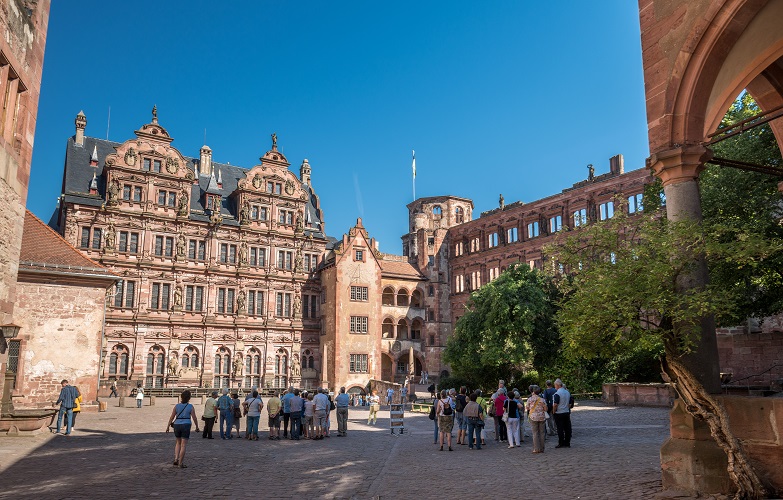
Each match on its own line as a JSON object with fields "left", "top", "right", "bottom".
{"left": 321, "top": 342, "right": 329, "bottom": 388}
{"left": 648, "top": 145, "right": 721, "bottom": 394}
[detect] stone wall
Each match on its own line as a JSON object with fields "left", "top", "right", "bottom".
{"left": 717, "top": 318, "right": 783, "bottom": 387}
{"left": 12, "top": 280, "right": 106, "bottom": 407}
{"left": 602, "top": 383, "right": 674, "bottom": 407}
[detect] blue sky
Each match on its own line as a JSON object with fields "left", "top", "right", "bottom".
{"left": 30, "top": 1, "right": 649, "bottom": 253}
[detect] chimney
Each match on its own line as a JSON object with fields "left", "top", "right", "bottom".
{"left": 75, "top": 110, "right": 87, "bottom": 146}
{"left": 300, "top": 158, "right": 312, "bottom": 186}
{"left": 609, "top": 154, "right": 624, "bottom": 175}
{"left": 199, "top": 145, "right": 212, "bottom": 177}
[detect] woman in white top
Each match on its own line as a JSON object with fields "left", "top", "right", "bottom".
{"left": 135, "top": 384, "right": 144, "bottom": 408}
{"left": 367, "top": 390, "right": 380, "bottom": 425}
{"left": 243, "top": 390, "right": 264, "bottom": 441}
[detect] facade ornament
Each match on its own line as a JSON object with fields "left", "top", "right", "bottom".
{"left": 499, "top": 194, "right": 505, "bottom": 210}
{"left": 173, "top": 285, "right": 183, "bottom": 308}
{"left": 124, "top": 148, "right": 137, "bottom": 166}
{"left": 285, "top": 180, "right": 295, "bottom": 195}
{"left": 295, "top": 211, "right": 304, "bottom": 233}
{"left": 239, "top": 242, "right": 248, "bottom": 265}
{"left": 105, "top": 223, "right": 116, "bottom": 250}
{"left": 237, "top": 290, "right": 246, "bottom": 314}
{"left": 165, "top": 156, "right": 179, "bottom": 174}
{"left": 232, "top": 356, "right": 243, "bottom": 377}
{"left": 252, "top": 174, "right": 262, "bottom": 189}
{"left": 107, "top": 179, "right": 120, "bottom": 206}
{"left": 167, "top": 355, "right": 180, "bottom": 376}
{"left": 293, "top": 293, "right": 302, "bottom": 319}
{"left": 177, "top": 190, "right": 189, "bottom": 216}
{"left": 176, "top": 233, "right": 186, "bottom": 258}
{"left": 588, "top": 164, "right": 595, "bottom": 181}
{"left": 240, "top": 201, "right": 250, "bottom": 225}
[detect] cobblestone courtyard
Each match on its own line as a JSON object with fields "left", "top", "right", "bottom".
{"left": 0, "top": 399, "right": 670, "bottom": 499}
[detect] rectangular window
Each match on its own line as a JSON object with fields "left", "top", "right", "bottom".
{"left": 250, "top": 247, "right": 258, "bottom": 266}
{"left": 266, "top": 181, "right": 274, "bottom": 193}
{"left": 310, "top": 294, "right": 316, "bottom": 318}
{"left": 350, "top": 286, "right": 368, "bottom": 302}
{"left": 275, "top": 183, "right": 282, "bottom": 195}
{"left": 277, "top": 250, "right": 293, "bottom": 270}
{"left": 628, "top": 193, "right": 643, "bottom": 214}
{"left": 527, "top": 221, "right": 540, "bottom": 239}
{"left": 188, "top": 241, "right": 196, "bottom": 259}
{"left": 153, "top": 159, "right": 161, "bottom": 173}
{"left": 80, "top": 227, "right": 91, "bottom": 249}
{"left": 91, "top": 228, "right": 102, "bottom": 250}
{"left": 158, "top": 191, "right": 166, "bottom": 205}
{"left": 185, "top": 285, "right": 205, "bottom": 312}
{"left": 129, "top": 233, "right": 139, "bottom": 254}
{"left": 6, "top": 339, "right": 20, "bottom": 389}
{"left": 154, "top": 236, "right": 164, "bottom": 256}
{"left": 303, "top": 295, "right": 310, "bottom": 319}
{"left": 165, "top": 236, "right": 174, "bottom": 257}
{"left": 167, "top": 192, "right": 176, "bottom": 208}
{"left": 507, "top": 227, "right": 518, "bottom": 243}
{"left": 248, "top": 290, "right": 264, "bottom": 316}
{"left": 488, "top": 233, "right": 498, "bottom": 248}
{"left": 114, "top": 280, "right": 136, "bottom": 308}
{"left": 133, "top": 186, "right": 142, "bottom": 202}
{"left": 228, "top": 245, "right": 236, "bottom": 264}
{"left": 260, "top": 207, "right": 268, "bottom": 221}
{"left": 355, "top": 249, "right": 364, "bottom": 261}
{"left": 161, "top": 283, "right": 170, "bottom": 310}
{"left": 428, "top": 255, "right": 435, "bottom": 267}
{"left": 220, "top": 243, "right": 228, "bottom": 263}
{"left": 217, "top": 288, "right": 226, "bottom": 314}
{"left": 119, "top": 231, "right": 128, "bottom": 252}
{"left": 122, "top": 185, "right": 131, "bottom": 201}
{"left": 350, "top": 316, "right": 368, "bottom": 334}
{"left": 151, "top": 283, "right": 160, "bottom": 309}
{"left": 550, "top": 215, "right": 563, "bottom": 233}
{"left": 599, "top": 201, "right": 614, "bottom": 220}
{"left": 143, "top": 158, "right": 151, "bottom": 171}
{"left": 226, "top": 289, "right": 235, "bottom": 314}
{"left": 349, "top": 354, "right": 369, "bottom": 373}
{"left": 276, "top": 292, "right": 292, "bottom": 317}
{"left": 573, "top": 208, "right": 587, "bottom": 227}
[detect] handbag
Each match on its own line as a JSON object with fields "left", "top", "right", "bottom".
{"left": 171, "top": 403, "right": 190, "bottom": 427}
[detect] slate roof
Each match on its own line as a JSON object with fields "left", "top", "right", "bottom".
{"left": 19, "top": 210, "right": 116, "bottom": 278}
{"left": 60, "top": 135, "right": 328, "bottom": 238}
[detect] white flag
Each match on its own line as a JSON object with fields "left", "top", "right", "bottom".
{"left": 412, "top": 150, "right": 416, "bottom": 179}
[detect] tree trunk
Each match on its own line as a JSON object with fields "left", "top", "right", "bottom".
{"left": 662, "top": 355, "right": 767, "bottom": 499}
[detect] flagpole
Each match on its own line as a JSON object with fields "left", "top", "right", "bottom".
{"left": 412, "top": 150, "right": 416, "bottom": 201}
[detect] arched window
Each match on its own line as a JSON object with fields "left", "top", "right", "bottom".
{"left": 382, "top": 287, "right": 395, "bottom": 306}
{"left": 145, "top": 345, "right": 165, "bottom": 388}
{"left": 411, "top": 289, "right": 423, "bottom": 307}
{"left": 244, "top": 348, "right": 261, "bottom": 388}
{"left": 432, "top": 205, "right": 442, "bottom": 216}
{"left": 213, "top": 347, "right": 231, "bottom": 388}
{"left": 455, "top": 206, "right": 465, "bottom": 224}
{"left": 108, "top": 344, "right": 130, "bottom": 379}
{"left": 396, "top": 289, "right": 409, "bottom": 307}
{"left": 274, "top": 349, "right": 288, "bottom": 389}
{"left": 308, "top": 356, "right": 314, "bottom": 369}
{"left": 382, "top": 318, "right": 394, "bottom": 338}
{"left": 184, "top": 345, "right": 199, "bottom": 368}
{"left": 182, "top": 354, "right": 190, "bottom": 368}
{"left": 397, "top": 319, "right": 409, "bottom": 340}
{"left": 411, "top": 318, "right": 423, "bottom": 340}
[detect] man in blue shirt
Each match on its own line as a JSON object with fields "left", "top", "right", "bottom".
{"left": 55, "top": 379, "right": 80, "bottom": 435}
{"left": 217, "top": 388, "right": 234, "bottom": 439}
{"left": 281, "top": 386, "right": 294, "bottom": 439}
{"left": 334, "top": 387, "right": 351, "bottom": 436}
{"left": 552, "top": 379, "right": 572, "bottom": 448}
{"left": 543, "top": 380, "right": 558, "bottom": 437}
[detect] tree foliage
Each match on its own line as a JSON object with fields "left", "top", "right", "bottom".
{"left": 443, "top": 263, "right": 558, "bottom": 390}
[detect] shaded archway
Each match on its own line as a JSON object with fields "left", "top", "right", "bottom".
{"left": 382, "top": 287, "right": 395, "bottom": 306}
{"left": 396, "top": 288, "right": 409, "bottom": 306}
{"left": 382, "top": 318, "right": 394, "bottom": 339}
{"left": 381, "top": 353, "right": 394, "bottom": 382}
{"left": 396, "top": 319, "right": 408, "bottom": 340}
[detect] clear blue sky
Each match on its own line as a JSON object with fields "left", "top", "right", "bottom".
{"left": 30, "top": 1, "right": 649, "bottom": 253}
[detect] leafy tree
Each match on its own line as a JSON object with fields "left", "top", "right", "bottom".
{"left": 443, "top": 263, "right": 558, "bottom": 390}
{"left": 702, "top": 92, "right": 783, "bottom": 325}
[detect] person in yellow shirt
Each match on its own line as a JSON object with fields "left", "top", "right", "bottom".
{"left": 267, "top": 392, "right": 282, "bottom": 440}
{"left": 71, "top": 387, "right": 83, "bottom": 429}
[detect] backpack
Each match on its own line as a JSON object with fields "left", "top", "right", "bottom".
{"left": 455, "top": 395, "right": 466, "bottom": 413}
{"left": 442, "top": 400, "right": 453, "bottom": 416}
{"left": 429, "top": 403, "right": 436, "bottom": 420}
{"left": 329, "top": 397, "right": 336, "bottom": 411}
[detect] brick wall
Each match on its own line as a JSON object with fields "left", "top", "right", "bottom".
{"left": 717, "top": 316, "right": 783, "bottom": 387}
{"left": 12, "top": 280, "right": 106, "bottom": 407}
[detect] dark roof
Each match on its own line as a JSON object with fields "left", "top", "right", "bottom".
{"left": 61, "top": 135, "right": 327, "bottom": 238}
{"left": 20, "top": 210, "right": 116, "bottom": 279}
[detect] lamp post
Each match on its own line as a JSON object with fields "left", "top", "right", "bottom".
{"left": 1, "top": 323, "right": 22, "bottom": 416}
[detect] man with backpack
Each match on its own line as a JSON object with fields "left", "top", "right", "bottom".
{"left": 454, "top": 386, "right": 468, "bottom": 445}
{"left": 217, "top": 388, "right": 234, "bottom": 440}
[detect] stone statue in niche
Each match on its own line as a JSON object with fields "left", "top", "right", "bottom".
{"left": 177, "top": 191, "right": 189, "bottom": 216}
{"left": 105, "top": 223, "right": 116, "bottom": 250}
{"left": 293, "top": 294, "right": 302, "bottom": 319}
{"left": 167, "top": 355, "right": 180, "bottom": 376}
{"left": 232, "top": 356, "right": 243, "bottom": 377}
{"left": 174, "top": 285, "right": 183, "bottom": 308}
{"left": 107, "top": 179, "right": 120, "bottom": 206}
{"left": 291, "top": 358, "right": 300, "bottom": 377}
{"left": 239, "top": 242, "right": 248, "bottom": 265}
{"left": 295, "top": 212, "right": 304, "bottom": 232}
{"left": 240, "top": 202, "right": 250, "bottom": 225}
{"left": 294, "top": 246, "right": 303, "bottom": 273}
{"left": 237, "top": 290, "right": 246, "bottom": 314}
{"left": 176, "top": 233, "right": 186, "bottom": 257}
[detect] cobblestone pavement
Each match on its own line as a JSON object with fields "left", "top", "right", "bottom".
{"left": 0, "top": 399, "right": 671, "bottom": 499}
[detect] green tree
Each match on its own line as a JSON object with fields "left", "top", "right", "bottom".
{"left": 702, "top": 92, "right": 783, "bottom": 325}
{"left": 443, "top": 263, "right": 558, "bottom": 390}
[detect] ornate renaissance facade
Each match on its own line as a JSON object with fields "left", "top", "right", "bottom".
{"left": 55, "top": 109, "right": 328, "bottom": 391}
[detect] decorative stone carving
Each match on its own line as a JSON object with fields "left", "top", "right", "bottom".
{"left": 107, "top": 179, "right": 120, "bottom": 206}
{"left": 124, "top": 148, "right": 137, "bottom": 166}
{"left": 237, "top": 290, "right": 246, "bottom": 314}
{"left": 232, "top": 356, "right": 243, "bottom": 377}
{"left": 165, "top": 156, "right": 179, "bottom": 174}
{"left": 105, "top": 223, "right": 116, "bottom": 250}
{"left": 240, "top": 202, "right": 250, "bottom": 225}
{"left": 285, "top": 180, "right": 295, "bottom": 195}
{"left": 294, "top": 246, "right": 303, "bottom": 273}
{"left": 168, "top": 355, "right": 180, "bottom": 376}
{"left": 295, "top": 211, "right": 304, "bottom": 233}
{"left": 239, "top": 242, "right": 248, "bottom": 266}
{"left": 252, "top": 174, "right": 262, "bottom": 189}
{"left": 174, "top": 285, "right": 183, "bottom": 309}
{"left": 293, "top": 294, "right": 302, "bottom": 319}
{"left": 176, "top": 233, "right": 186, "bottom": 258}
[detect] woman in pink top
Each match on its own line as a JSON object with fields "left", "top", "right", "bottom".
{"left": 493, "top": 388, "right": 508, "bottom": 442}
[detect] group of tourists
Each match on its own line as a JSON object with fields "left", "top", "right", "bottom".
{"left": 430, "top": 378, "right": 573, "bottom": 453}
{"left": 54, "top": 379, "right": 83, "bottom": 436}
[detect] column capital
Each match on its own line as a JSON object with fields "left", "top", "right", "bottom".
{"left": 647, "top": 145, "right": 713, "bottom": 187}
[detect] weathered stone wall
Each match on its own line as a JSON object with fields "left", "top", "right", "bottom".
{"left": 717, "top": 317, "right": 783, "bottom": 387}
{"left": 602, "top": 382, "right": 674, "bottom": 407}
{"left": 12, "top": 280, "right": 106, "bottom": 407}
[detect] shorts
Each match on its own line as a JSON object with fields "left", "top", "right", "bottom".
{"left": 173, "top": 423, "right": 191, "bottom": 439}
{"left": 438, "top": 415, "right": 454, "bottom": 434}
{"left": 268, "top": 414, "right": 281, "bottom": 428}
{"left": 315, "top": 409, "right": 327, "bottom": 427}
{"left": 456, "top": 412, "right": 467, "bottom": 431}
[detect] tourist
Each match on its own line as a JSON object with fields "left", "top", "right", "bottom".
{"left": 463, "top": 392, "right": 485, "bottom": 450}
{"left": 313, "top": 388, "right": 330, "bottom": 439}
{"left": 527, "top": 385, "right": 547, "bottom": 453}
{"left": 367, "top": 389, "right": 380, "bottom": 425}
{"left": 427, "top": 383, "right": 436, "bottom": 398}
{"left": 325, "top": 390, "right": 335, "bottom": 437}
{"left": 512, "top": 389, "right": 526, "bottom": 443}
{"left": 54, "top": 379, "right": 79, "bottom": 436}
{"left": 231, "top": 392, "right": 242, "bottom": 438}
{"left": 217, "top": 388, "right": 234, "bottom": 439}
{"left": 543, "top": 380, "right": 557, "bottom": 437}
{"left": 400, "top": 385, "right": 408, "bottom": 408}
{"left": 455, "top": 386, "right": 468, "bottom": 445}
{"left": 386, "top": 386, "right": 394, "bottom": 406}
{"left": 504, "top": 390, "right": 523, "bottom": 448}
{"left": 244, "top": 386, "right": 258, "bottom": 402}
{"left": 289, "top": 389, "right": 304, "bottom": 440}
{"left": 135, "top": 383, "right": 144, "bottom": 408}
{"left": 109, "top": 382, "right": 118, "bottom": 398}
{"left": 304, "top": 393, "right": 315, "bottom": 439}
{"left": 267, "top": 391, "right": 282, "bottom": 440}
{"left": 281, "top": 386, "right": 294, "bottom": 438}
{"left": 243, "top": 389, "right": 263, "bottom": 441}
{"left": 437, "top": 390, "right": 454, "bottom": 451}
{"left": 553, "top": 378, "right": 572, "bottom": 448}
{"left": 71, "top": 387, "right": 83, "bottom": 429}
{"left": 475, "top": 390, "right": 489, "bottom": 446}
{"left": 335, "top": 387, "right": 350, "bottom": 436}
{"left": 166, "top": 389, "right": 199, "bottom": 468}
{"left": 493, "top": 388, "right": 508, "bottom": 442}
{"left": 202, "top": 390, "right": 218, "bottom": 439}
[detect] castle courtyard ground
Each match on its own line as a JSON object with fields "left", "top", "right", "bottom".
{"left": 0, "top": 399, "right": 671, "bottom": 499}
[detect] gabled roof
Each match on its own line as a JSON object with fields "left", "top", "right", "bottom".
{"left": 19, "top": 210, "right": 116, "bottom": 279}
{"left": 379, "top": 259, "right": 425, "bottom": 280}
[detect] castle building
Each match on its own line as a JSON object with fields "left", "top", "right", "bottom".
{"left": 54, "top": 109, "right": 654, "bottom": 394}
{"left": 55, "top": 109, "right": 328, "bottom": 392}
